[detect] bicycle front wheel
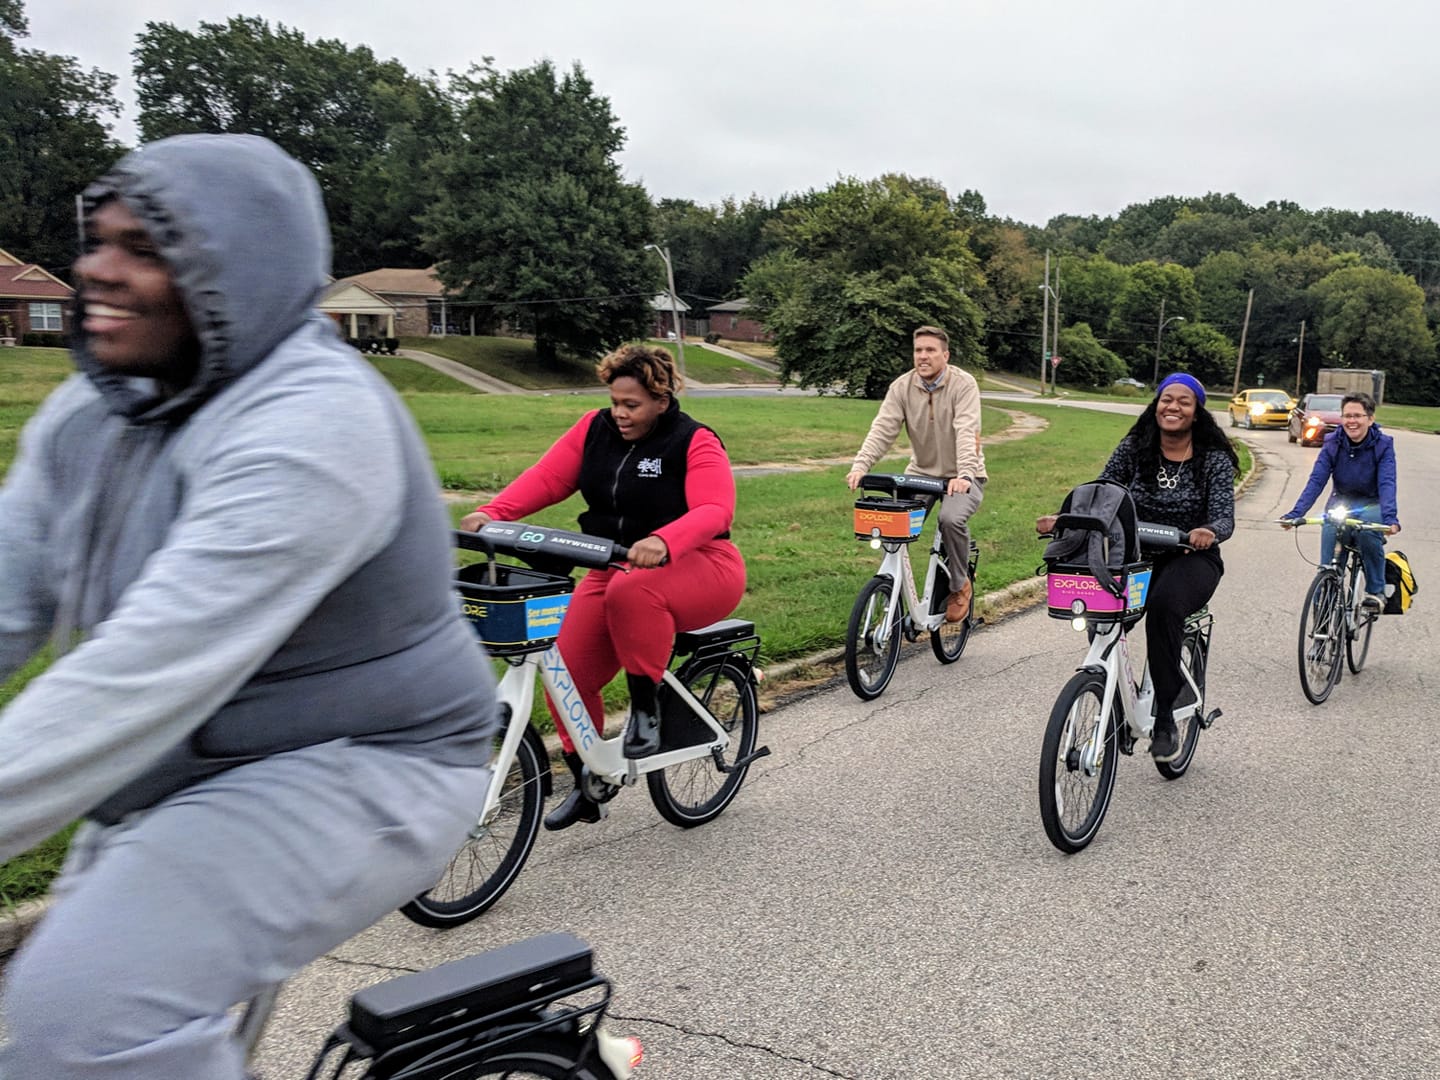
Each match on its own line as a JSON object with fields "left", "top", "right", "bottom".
{"left": 648, "top": 657, "right": 759, "bottom": 828}
{"left": 1298, "top": 571, "right": 1344, "bottom": 705}
{"left": 1345, "top": 562, "right": 1374, "bottom": 674}
{"left": 845, "top": 575, "right": 902, "bottom": 700}
{"left": 1155, "top": 630, "right": 1205, "bottom": 780}
{"left": 1039, "top": 671, "right": 1120, "bottom": 853}
{"left": 401, "top": 728, "right": 543, "bottom": 929}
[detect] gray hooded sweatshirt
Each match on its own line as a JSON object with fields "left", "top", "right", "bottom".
{"left": 0, "top": 135, "right": 497, "bottom": 859}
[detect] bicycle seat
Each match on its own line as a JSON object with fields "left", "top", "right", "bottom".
{"left": 348, "top": 932, "right": 597, "bottom": 1050}
{"left": 673, "top": 618, "right": 757, "bottom": 656}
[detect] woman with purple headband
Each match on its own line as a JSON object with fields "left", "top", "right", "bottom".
{"left": 1039, "top": 373, "right": 1238, "bottom": 761}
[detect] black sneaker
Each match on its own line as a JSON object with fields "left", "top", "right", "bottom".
{"left": 1150, "top": 716, "right": 1181, "bottom": 762}
{"left": 1362, "top": 593, "right": 1383, "bottom": 614}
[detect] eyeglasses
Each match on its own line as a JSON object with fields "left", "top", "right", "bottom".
{"left": 1341, "top": 413, "right": 1369, "bottom": 420}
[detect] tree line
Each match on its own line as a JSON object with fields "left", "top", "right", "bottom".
{"left": 4, "top": 3, "right": 1439, "bottom": 401}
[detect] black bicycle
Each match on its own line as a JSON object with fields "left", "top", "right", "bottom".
{"left": 239, "top": 933, "right": 642, "bottom": 1078}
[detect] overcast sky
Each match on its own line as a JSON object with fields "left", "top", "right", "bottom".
{"left": 24, "top": 0, "right": 1440, "bottom": 227}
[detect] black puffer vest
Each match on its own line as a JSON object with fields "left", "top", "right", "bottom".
{"left": 577, "top": 401, "right": 726, "bottom": 547}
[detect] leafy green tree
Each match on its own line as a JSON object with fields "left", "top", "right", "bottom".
{"left": 741, "top": 175, "right": 985, "bottom": 397}
{"left": 134, "top": 16, "right": 450, "bottom": 273}
{"left": 1107, "top": 261, "right": 1200, "bottom": 377}
{"left": 1309, "top": 265, "right": 1435, "bottom": 401}
{"left": 1055, "top": 322, "right": 1125, "bottom": 388}
{"left": 1165, "top": 321, "right": 1236, "bottom": 389}
{"left": 0, "top": 1, "right": 124, "bottom": 274}
{"left": 1055, "top": 255, "right": 1130, "bottom": 344}
{"left": 653, "top": 194, "right": 777, "bottom": 304}
{"left": 971, "top": 223, "right": 1044, "bottom": 372}
{"left": 423, "top": 61, "right": 654, "bottom": 364}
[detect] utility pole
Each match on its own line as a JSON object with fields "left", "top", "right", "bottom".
{"left": 645, "top": 244, "right": 686, "bottom": 384}
{"left": 1052, "top": 258, "right": 1061, "bottom": 389}
{"left": 1039, "top": 250, "right": 1051, "bottom": 394}
{"left": 1231, "top": 288, "right": 1255, "bottom": 394}
{"left": 1293, "top": 320, "right": 1306, "bottom": 397}
{"left": 1152, "top": 297, "right": 1165, "bottom": 388}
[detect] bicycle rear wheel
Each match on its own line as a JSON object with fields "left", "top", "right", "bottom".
{"left": 647, "top": 657, "right": 759, "bottom": 827}
{"left": 1039, "top": 671, "right": 1120, "bottom": 853}
{"left": 929, "top": 547, "right": 976, "bottom": 665}
{"left": 1344, "top": 561, "right": 1374, "bottom": 674}
{"left": 1298, "top": 571, "right": 1344, "bottom": 704}
{"left": 845, "top": 575, "right": 901, "bottom": 700}
{"left": 1155, "top": 628, "right": 1205, "bottom": 779}
{"left": 365, "top": 1034, "right": 620, "bottom": 1080}
{"left": 401, "top": 725, "right": 543, "bottom": 929}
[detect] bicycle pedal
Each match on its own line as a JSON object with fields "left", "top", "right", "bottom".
{"left": 1198, "top": 708, "right": 1221, "bottom": 730}
{"left": 901, "top": 617, "right": 919, "bottom": 642}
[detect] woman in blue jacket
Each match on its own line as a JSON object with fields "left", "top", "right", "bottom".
{"left": 1283, "top": 392, "right": 1401, "bottom": 610}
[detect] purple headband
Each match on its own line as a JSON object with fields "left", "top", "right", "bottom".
{"left": 1156, "top": 372, "right": 1205, "bottom": 406}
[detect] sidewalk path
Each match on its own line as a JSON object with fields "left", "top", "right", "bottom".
{"left": 396, "top": 349, "right": 525, "bottom": 394}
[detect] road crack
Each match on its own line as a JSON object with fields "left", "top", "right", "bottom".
{"left": 609, "top": 1013, "right": 860, "bottom": 1078}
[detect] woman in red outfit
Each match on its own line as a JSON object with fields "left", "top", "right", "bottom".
{"left": 462, "top": 344, "right": 746, "bottom": 830}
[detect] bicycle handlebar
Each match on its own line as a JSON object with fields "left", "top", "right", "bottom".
{"left": 857, "top": 472, "right": 951, "bottom": 497}
{"left": 1037, "top": 518, "right": 1193, "bottom": 552}
{"left": 458, "top": 522, "right": 631, "bottom": 570}
{"left": 1277, "top": 514, "right": 1391, "bottom": 532}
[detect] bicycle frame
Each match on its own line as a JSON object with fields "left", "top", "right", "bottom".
{"left": 478, "top": 644, "right": 739, "bottom": 826}
{"left": 1068, "top": 611, "right": 1212, "bottom": 770}
{"left": 868, "top": 534, "right": 948, "bottom": 641}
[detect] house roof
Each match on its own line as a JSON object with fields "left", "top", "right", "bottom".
{"left": 319, "top": 279, "right": 398, "bottom": 314}
{"left": 0, "top": 247, "right": 73, "bottom": 300}
{"left": 706, "top": 298, "right": 750, "bottom": 314}
{"left": 649, "top": 292, "right": 691, "bottom": 312}
{"left": 337, "top": 266, "right": 445, "bottom": 297}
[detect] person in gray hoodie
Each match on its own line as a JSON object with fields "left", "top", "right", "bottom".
{"left": 0, "top": 134, "right": 498, "bottom": 1079}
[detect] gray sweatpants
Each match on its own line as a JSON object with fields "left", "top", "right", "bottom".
{"left": 0, "top": 740, "right": 489, "bottom": 1079}
{"left": 930, "top": 477, "right": 986, "bottom": 581}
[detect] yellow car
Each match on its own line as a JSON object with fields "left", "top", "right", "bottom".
{"left": 1227, "top": 388, "right": 1295, "bottom": 430}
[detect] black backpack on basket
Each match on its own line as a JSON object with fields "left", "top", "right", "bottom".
{"left": 1042, "top": 480, "right": 1141, "bottom": 599}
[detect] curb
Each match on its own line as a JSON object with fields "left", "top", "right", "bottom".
{"left": 0, "top": 897, "right": 50, "bottom": 957}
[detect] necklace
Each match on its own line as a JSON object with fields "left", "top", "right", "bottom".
{"left": 1156, "top": 448, "right": 1193, "bottom": 490}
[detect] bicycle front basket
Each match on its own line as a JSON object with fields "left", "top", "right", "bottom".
{"left": 1045, "top": 559, "right": 1152, "bottom": 624}
{"left": 853, "top": 496, "right": 925, "bottom": 542}
{"left": 456, "top": 563, "right": 575, "bottom": 656}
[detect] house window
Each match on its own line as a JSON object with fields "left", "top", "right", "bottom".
{"left": 28, "top": 302, "right": 62, "bottom": 332}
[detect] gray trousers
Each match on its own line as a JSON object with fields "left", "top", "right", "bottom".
{"left": 0, "top": 740, "right": 489, "bottom": 1079}
{"left": 926, "top": 477, "right": 985, "bottom": 583}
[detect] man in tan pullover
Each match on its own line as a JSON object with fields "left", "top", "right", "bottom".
{"left": 846, "top": 325, "right": 987, "bottom": 622}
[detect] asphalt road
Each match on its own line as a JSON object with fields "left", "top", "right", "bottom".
{"left": 255, "top": 424, "right": 1439, "bottom": 1080}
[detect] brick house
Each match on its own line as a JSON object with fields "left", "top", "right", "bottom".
{"left": 0, "top": 247, "right": 74, "bottom": 343}
{"left": 649, "top": 292, "right": 691, "bottom": 338}
{"left": 332, "top": 267, "right": 453, "bottom": 337}
{"left": 705, "top": 298, "right": 769, "bottom": 343}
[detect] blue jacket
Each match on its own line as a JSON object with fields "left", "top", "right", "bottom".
{"left": 1286, "top": 424, "right": 1399, "bottom": 525}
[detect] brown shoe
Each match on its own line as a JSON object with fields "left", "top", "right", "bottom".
{"left": 945, "top": 578, "right": 973, "bottom": 623}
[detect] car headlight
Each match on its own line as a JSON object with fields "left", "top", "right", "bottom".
{"left": 1249, "top": 403, "right": 1265, "bottom": 415}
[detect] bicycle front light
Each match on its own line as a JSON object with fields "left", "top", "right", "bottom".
{"left": 870, "top": 537, "right": 882, "bottom": 550}
{"left": 1070, "top": 599, "right": 1087, "bottom": 631}
{"left": 1327, "top": 505, "right": 1349, "bottom": 524}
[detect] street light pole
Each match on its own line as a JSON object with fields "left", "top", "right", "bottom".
{"left": 645, "top": 243, "right": 685, "bottom": 384}
{"left": 1152, "top": 299, "right": 1185, "bottom": 387}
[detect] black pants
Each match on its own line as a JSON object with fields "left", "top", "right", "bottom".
{"left": 1145, "top": 548, "right": 1223, "bottom": 720}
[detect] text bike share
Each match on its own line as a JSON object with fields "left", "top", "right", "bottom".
{"left": 236, "top": 932, "right": 644, "bottom": 1079}
{"left": 402, "top": 521, "right": 769, "bottom": 930}
{"left": 1279, "top": 507, "right": 1392, "bottom": 705}
{"left": 1037, "top": 519, "right": 1221, "bottom": 854}
{"left": 845, "top": 473, "right": 981, "bottom": 700}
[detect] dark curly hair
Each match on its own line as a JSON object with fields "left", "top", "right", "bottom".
{"left": 1123, "top": 396, "right": 1240, "bottom": 470}
{"left": 595, "top": 344, "right": 683, "bottom": 398}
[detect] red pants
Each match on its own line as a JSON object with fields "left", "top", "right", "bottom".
{"left": 545, "top": 541, "right": 746, "bottom": 751}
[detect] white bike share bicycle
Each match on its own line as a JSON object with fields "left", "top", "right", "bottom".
{"left": 402, "top": 522, "right": 768, "bottom": 930}
{"left": 1037, "top": 519, "right": 1221, "bottom": 854}
{"left": 845, "top": 473, "right": 979, "bottom": 700}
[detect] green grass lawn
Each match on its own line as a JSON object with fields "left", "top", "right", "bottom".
{"left": 368, "top": 355, "right": 483, "bottom": 394}
{"left": 399, "top": 335, "right": 598, "bottom": 390}
{"left": 645, "top": 340, "right": 776, "bottom": 385}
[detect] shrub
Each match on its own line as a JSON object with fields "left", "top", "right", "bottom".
{"left": 21, "top": 332, "right": 67, "bottom": 348}
{"left": 704, "top": 331, "right": 722, "bottom": 344}
{"left": 384, "top": 337, "right": 399, "bottom": 355}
